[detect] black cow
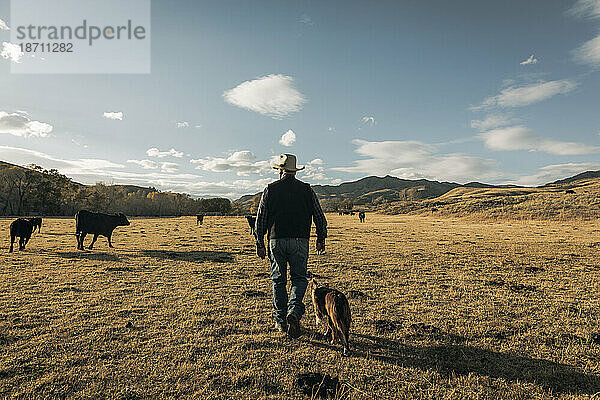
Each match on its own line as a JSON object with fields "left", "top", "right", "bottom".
{"left": 246, "top": 215, "right": 257, "bottom": 235}
{"left": 27, "top": 217, "right": 42, "bottom": 233}
{"left": 358, "top": 212, "right": 365, "bottom": 223}
{"left": 197, "top": 214, "right": 204, "bottom": 225}
{"left": 9, "top": 218, "right": 34, "bottom": 252}
{"left": 565, "top": 189, "right": 575, "bottom": 194}
{"left": 75, "top": 210, "right": 130, "bottom": 250}
{"left": 338, "top": 211, "right": 343, "bottom": 216}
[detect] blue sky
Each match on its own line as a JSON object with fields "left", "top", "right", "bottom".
{"left": 1, "top": 0, "right": 600, "bottom": 198}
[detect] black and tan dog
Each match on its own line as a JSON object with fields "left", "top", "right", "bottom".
{"left": 310, "top": 279, "right": 352, "bottom": 356}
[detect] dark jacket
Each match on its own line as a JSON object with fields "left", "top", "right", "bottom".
{"left": 255, "top": 174, "right": 327, "bottom": 248}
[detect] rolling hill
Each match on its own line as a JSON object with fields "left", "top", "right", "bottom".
{"left": 381, "top": 174, "right": 600, "bottom": 220}
{"left": 235, "top": 171, "right": 600, "bottom": 220}
{"left": 4, "top": 159, "right": 600, "bottom": 219}
{"left": 0, "top": 160, "right": 156, "bottom": 195}
{"left": 235, "top": 175, "right": 505, "bottom": 209}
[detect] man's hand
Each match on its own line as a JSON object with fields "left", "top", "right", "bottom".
{"left": 316, "top": 241, "right": 325, "bottom": 254}
{"left": 257, "top": 246, "right": 266, "bottom": 259}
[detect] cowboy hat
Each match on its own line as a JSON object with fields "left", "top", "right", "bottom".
{"left": 272, "top": 154, "right": 305, "bottom": 172}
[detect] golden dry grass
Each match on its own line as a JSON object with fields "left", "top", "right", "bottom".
{"left": 1, "top": 214, "right": 600, "bottom": 399}
{"left": 382, "top": 178, "right": 600, "bottom": 221}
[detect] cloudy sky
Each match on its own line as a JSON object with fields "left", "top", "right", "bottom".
{"left": 1, "top": 0, "right": 600, "bottom": 198}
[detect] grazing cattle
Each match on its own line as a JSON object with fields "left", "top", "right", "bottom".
{"left": 27, "top": 217, "right": 42, "bottom": 233}
{"left": 565, "top": 189, "right": 575, "bottom": 194}
{"left": 350, "top": 212, "right": 355, "bottom": 216}
{"left": 246, "top": 215, "right": 257, "bottom": 235}
{"left": 342, "top": 211, "right": 350, "bottom": 215}
{"left": 9, "top": 218, "right": 34, "bottom": 252}
{"left": 338, "top": 211, "right": 343, "bottom": 216}
{"left": 196, "top": 214, "right": 204, "bottom": 226}
{"left": 75, "top": 210, "right": 130, "bottom": 250}
{"left": 358, "top": 212, "right": 365, "bottom": 223}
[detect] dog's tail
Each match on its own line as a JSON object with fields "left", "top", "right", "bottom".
{"left": 326, "top": 291, "right": 351, "bottom": 350}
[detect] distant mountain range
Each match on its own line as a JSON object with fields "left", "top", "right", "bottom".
{"left": 545, "top": 170, "right": 600, "bottom": 186}
{"left": 235, "top": 175, "right": 520, "bottom": 207}
{"left": 3, "top": 160, "right": 600, "bottom": 210}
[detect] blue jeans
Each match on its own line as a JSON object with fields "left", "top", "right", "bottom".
{"left": 268, "top": 238, "right": 309, "bottom": 325}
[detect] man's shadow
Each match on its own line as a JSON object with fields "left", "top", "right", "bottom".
{"left": 301, "top": 328, "right": 600, "bottom": 395}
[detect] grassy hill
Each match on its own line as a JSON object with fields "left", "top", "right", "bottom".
{"left": 0, "top": 160, "right": 154, "bottom": 195}
{"left": 137, "top": 169, "right": 600, "bottom": 220}
{"left": 381, "top": 175, "right": 600, "bottom": 220}
{"left": 0, "top": 161, "right": 231, "bottom": 216}
{"left": 5, "top": 159, "right": 600, "bottom": 220}
{"left": 235, "top": 171, "right": 600, "bottom": 220}
{"left": 235, "top": 175, "right": 503, "bottom": 210}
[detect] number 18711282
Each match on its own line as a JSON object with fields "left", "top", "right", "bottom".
{"left": 20, "top": 43, "right": 73, "bottom": 52}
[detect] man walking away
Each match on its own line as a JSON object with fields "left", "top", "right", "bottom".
{"left": 255, "top": 154, "right": 327, "bottom": 338}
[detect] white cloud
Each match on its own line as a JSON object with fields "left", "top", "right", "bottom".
{"left": 74, "top": 159, "right": 125, "bottom": 170}
{"left": 190, "top": 150, "right": 272, "bottom": 176}
{"left": 146, "top": 147, "right": 184, "bottom": 158}
{"left": 0, "top": 146, "right": 124, "bottom": 175}
{"left": 569, "top": 0, "right": 600, "bottom": 68}
{"left": 0, "top": 145, "right": 273, "bottom": 198}
{"left": 103, "top": 111, "right": 123, "bottom": 120}
{"left": 279, "top": 129, "right": 296, "bottom": 146}
{"left": 573, "top": 34, "right": 600, "bottom": 67}
{"left": 176, "top": 121, "right": 189, "bottom": 128}
{"left": 361, "top": 116, "right": 375, "bottom": 125}
{"left": 568, "top": 0, "right": 600, "bottom": 19}
{"left": 520, "top": 54, "right": 538, "bottom": 65}
{"left": 223, "top": 74, "right": 306, "bottom": 119}
{"left": 470, "top": 114, "right": 515, "bottom": 131}
{"left": 299, "top": 14, "right": 314, "bottom": 25}
{"left": 473, "top": 80, "right": 577, "bottom": 110}
{"left": 511, "top": 162, "right": 600, "bottom": 186}
{"left": 0, "top": 18, "right": 9, "bottom": 30}
{"left": 480, "top": 126, "right": 538, "bottom": 151}
{"left": 227, "top": 150, "right": 256, "bottom": 162}
{"left": 0, "top": 111, "right": 53, "bottom": 138}
{"left": 328, "top": 127, "right": 335, "bottom": 132}
{"left": 334, "top": 139, "right": 498, "bottom": 183}
{"left": 1, "top": 42, "right": 23, "bottom": 63}
{"left": 160, "top": 162, "right": 179, "bottom": 173}
{"left": 302, "top": 158, "right": 341, "bottom": 184}
{"left": 480, "top": 125, "right": 600, "bottom": 155}
{"left": 127, "top": 159, "right": 158, "bottom": 169}
{"left": 71, "top": 138, "right": 88, "bottom": 149}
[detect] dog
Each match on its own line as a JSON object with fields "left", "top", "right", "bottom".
{"left": 310, "top": 279, "right": 352, "bottom": 356}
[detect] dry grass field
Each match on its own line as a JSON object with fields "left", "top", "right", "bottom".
{"left": 1, "top": 214, "right": 600, "bottom": 399}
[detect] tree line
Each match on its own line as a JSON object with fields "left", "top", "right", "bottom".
{"left": 0, "top": 164, "right": 233, "bottom": 217}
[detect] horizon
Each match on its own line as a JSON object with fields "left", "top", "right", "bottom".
{"left": 2, "top": 0, "right": 600, "bottom": 198}
{"left": 4, "top": 158, "right": 596, "bottom": 201}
